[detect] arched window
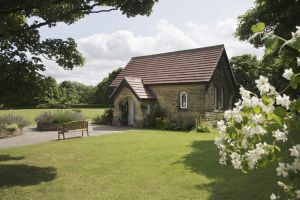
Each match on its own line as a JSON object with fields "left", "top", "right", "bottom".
{"left": 180, "top": 92, "right": 188, "bottom": 109}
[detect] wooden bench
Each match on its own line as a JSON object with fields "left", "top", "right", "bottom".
{"left": 58, "top": 121, "right": 89, "bottom": 140}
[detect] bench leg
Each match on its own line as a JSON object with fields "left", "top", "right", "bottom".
{"left": 87, "top": 129, "right": 89, "bottom": 136}
{"left": 82, "top": 130, "right": 84, "bottom": 137}
{"left": 63, "top": 132, "right": 65, "bottom": 140}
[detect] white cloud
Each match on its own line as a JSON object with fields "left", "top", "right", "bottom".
{"left": 43, "top": 18, "right": 263, "bottom": 85}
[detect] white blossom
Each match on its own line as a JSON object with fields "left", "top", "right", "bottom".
{"left": 269, "top": 86, "right": 278, "bottom": 96}
{"left": 233, "top": 113, "right": 243, "bottom": 123}
{"left": 273, "top": 129, "right": 287, "bottom": 142}
{"left": 295, "top": 190, "right": 300, "bottom": 198}
{"left": 289, "top": 145, "right": 300, "bottom": 158}
{"left": 242, "top": 125, "right": 253, "bottom": 137}
{"left": 219, "top": 151, "right": 227, "bottom": 165}
{"left": 276, "top": 94, "right": 291, "bottom": 110}
{"left": 230, "top": 152, "right": 243, "bottom": 169}
{"left": 270, "top": 193, "right": 277, "bottom": 200}
{"left": 246, "top": 143, "right": 268, "bottom": 169}
{"left": 282, "top": 68, "right": 294, "bottom": 80}
{"left": 255, "top": 76, "right": 271, "bottom": 94}
{"left": 276, "top": 163, "right": 289, "bottom": 177}
{"left": 224, "top": 110, "right": 233, "bottom": 121}
{"left": 253, "top": 125, "right": 267, "bottom": 135}
{"left": 277, "top": 181, "right": 285, "bottom": 188}
{"left": 241, "top": 138, "right": 249, "bottom": 149}
{"left": 250, "top": 96, "right": 260, "bottom": 108}
{"left": 217, "top": 120, "right": 227, "bottom": 133}
{"left": 240, "top": 86, "right": 251, "bottom": 99}
{"left": 259, "top": 101, "right": 275, "bottom": 113}
{"left": 252, "top": 114, "right": 263, "bottom": 123}
{"left": 297, "top": 57, "right": 300, "bottom": 66}
{"left": 293, "top": 158, "right": 300, "bottom": 171}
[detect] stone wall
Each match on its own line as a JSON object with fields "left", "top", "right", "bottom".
{"left": 205, "top": 111, "right": 223, "bottom": 121}
{"left": 149, "top": 83, "right": 206, "bottom": 124}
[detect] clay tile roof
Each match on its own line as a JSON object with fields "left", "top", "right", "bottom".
{"left": 111, "top": 77, "right": 156, "bottom": 100}
{"left": 111, "top": 44, "right": 225, "bottom": 87}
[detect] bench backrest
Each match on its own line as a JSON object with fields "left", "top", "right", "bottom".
{"left": 60, "top": 121, "right": 88, "bottom": 131}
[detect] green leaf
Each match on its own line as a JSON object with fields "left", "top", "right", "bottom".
{"left": 251, "top": 22, "right": 265, "bottom": 33}
{"left": 274, "top": 107, "right": 287, "bottom": 117}
{"left": 290, "top": 76, "right": 300, "bottom": 89}
{"left": 270, "top": 113, "right": 282, "bottom": 125}
{"left": 266, "top": 122, "right": 281, "bottom": 133}
{"left": 286, "top": 34, "right": 300, "bottom": 52}
{"left": 262, "top": 94, "right": 271, "bottom": 104}
{"left": 264, "top": 35, "right": 279, "bottom": 54}
{"left": 253, "top": 106, "right": 261, "bottom": 114}
{"left": 296, "top": 99, "right": 300, "bottom": 113}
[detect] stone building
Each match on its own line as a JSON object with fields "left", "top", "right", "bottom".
{"left": 110, "top": 44, "right": 237, "bottom": 127}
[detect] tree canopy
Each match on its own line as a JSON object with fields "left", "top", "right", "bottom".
{"left": 94, "top": 67, "right": 122, "bottom": 107}
{"left": 235, "top": 0, "right": 300, "bottom": 48}
{"left": 0, "top": 0, "right": 158, "bottom": 107}
{"left": 230, "top": 54, "right": 261, "bottom": 93}
{"left": 234, "top": 0, "right": 300, "bottom": 97}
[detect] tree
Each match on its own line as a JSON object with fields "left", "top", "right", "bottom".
{"left": 235, "top": 0, "right": 300, "bottom": 48}
{"left": 59, "top": 81, "right": 79, "bottom": 106}
{"left": 0, "top": 62, "right": 45, "bottom": 107}
{"left": 0, "top": 0, "right": 158, "bottom": 107}
{"left": 71, "top": 82, "right": 96, "bottom": 104}
{"left": 235, "top": 0, "right": 300, "bottom": 96}
{"left": 95, "top": 68, "right": 122, "bottom": 106}
{"left": 230, "top": 54, "right": 261, "bottom": 93}
{"left": 38, "top": 77, "right": 61, "bottom": 107}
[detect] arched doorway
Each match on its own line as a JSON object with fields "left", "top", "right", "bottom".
{"left": 121, "top": 97, "right": 135, "bottom": 126}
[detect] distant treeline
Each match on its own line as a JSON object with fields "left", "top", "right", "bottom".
{"left": 0, "top": 68, "right": 122, "bottom": 109}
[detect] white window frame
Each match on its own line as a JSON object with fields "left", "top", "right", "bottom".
{"left": 180, "top": 92, "right": 188, "bottom": 109}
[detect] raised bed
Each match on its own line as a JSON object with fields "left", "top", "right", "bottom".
{"left": 37, "top": 122, "right": 61, "bottom": 131}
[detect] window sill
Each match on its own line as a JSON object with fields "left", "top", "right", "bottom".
{"left": 179, "top": 108, "right": 188, "bottom": 112}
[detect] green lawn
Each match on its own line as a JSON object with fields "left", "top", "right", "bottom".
{"left": 0, "top": 108, "right": 105, "bottom": 124}
{"left": 0, "top": 130, "right": 277, "bottom": 200}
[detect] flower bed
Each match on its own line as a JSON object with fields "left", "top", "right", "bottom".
{"left": 36, "top": 122, "right": 61, "bottom": 131}
{"left": 35, "top": 110, "right": 85, "bottom": 131}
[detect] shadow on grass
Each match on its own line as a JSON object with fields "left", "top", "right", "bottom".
{"left": 0, "top": 164, "right": 56, "bottom": 187}
{"left": 0, "top": 155, "right": 25, "bottom": 162}
{"left": 178, "top": 140, "right": 277, "bottom": 200}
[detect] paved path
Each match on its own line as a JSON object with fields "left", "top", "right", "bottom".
{"left": 0, "top": 125, "right": 133, "bottom": 150}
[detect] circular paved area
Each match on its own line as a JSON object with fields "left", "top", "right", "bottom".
{"left": 0, "top": 125, "right": 133, "bottom": 149}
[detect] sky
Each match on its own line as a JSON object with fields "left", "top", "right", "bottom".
{"left": 40, "top": 0, "right": 263, "bottom": 86}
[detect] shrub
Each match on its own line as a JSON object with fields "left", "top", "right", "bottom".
{"left": 92, "top": 108, "right": 113, "bottom": 125}
{"left": 144, "top": 103, "right": 193, "bottom": 131}
{"left": 4, "top": 123, "right": 19, "bottom": 133}
{"left": 0, "top": 114, "right": 30, "bottom": 135}
{"left": 0, "top": 114, "right": 30, "bottom": 129}
{"left": 144, "top": 104, "right": 166, "bottom": 128}
{"left": 195, "top": 118, "right": 214, "bottom": 133}
{"left": 35, "top": 110, "right": 85, "bottom": 124}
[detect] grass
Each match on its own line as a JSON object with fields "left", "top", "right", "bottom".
{"left": 0, "top": 130, "right": 277, "bottom": 200}
{"left": 0, "top": 108, "right": 105, "bottom": 124}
